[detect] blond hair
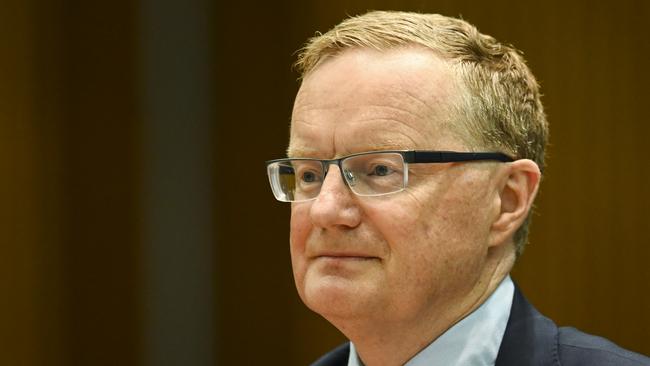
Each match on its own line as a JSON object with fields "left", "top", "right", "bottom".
{"left": 294, "top": 11, "right": 548, "bottom": 256}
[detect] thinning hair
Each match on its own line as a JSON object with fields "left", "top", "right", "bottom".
{"left": 294, "top": 11, "right": 549, "bottom": 256}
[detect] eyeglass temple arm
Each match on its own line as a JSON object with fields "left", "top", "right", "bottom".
{"left": 409, "top": 151, "right": 514, "bottom": 163}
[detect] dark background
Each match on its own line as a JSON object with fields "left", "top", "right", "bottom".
{"left": 2, "top": 0, "right": 648, "bottom": 365}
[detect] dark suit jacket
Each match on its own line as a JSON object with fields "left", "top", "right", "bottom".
{"left": 311, "top": 285, "right": 650, "bottom": 365}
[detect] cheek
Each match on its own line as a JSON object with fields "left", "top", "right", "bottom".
{"left": 363, "top": 198, "right": 435, "bottom": 275}
{"left": 289, "top": 204, "right": 312, "bottom": 281}
{"left": 359, "top": 200, "right": 454, "bottom": 314}
{"left": 366, "top": 187, "right": 488, "bottom": 277}
{"left": 364, "top": 194, "right": 441, "bottom": 252}
{"left": 418, "top": 173, "right": 494, "bottom": 246}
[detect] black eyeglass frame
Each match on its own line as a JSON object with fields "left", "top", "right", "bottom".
{"left": 265, "top": 150, "right": 514, "bottom": 169}
{"left": 265, "top": 150, "right": 515, "bottom": 202}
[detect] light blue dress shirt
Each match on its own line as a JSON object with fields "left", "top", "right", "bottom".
{"left": 348, "top": 276, "right": 514, "bottom": 366}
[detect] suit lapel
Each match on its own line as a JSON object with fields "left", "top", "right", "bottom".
{"left": 495, "top": 284, "right": 561, "bottom": 366}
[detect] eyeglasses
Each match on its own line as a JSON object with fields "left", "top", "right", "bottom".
{"left": 265, "top": 150, "right": 514, "bottom": 202}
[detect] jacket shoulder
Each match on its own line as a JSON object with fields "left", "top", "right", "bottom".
{"left": 497, "top": 283, "right": 650, "bottom": 366}
{"left": 558, "top": 327, "right": 650, "bottom": 366}
{"left": 310, "top": 343, "right": 350, "bottom": 366}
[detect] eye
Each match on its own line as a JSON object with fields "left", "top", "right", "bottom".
{"left": 301, "top": 170, "right": 317, "bottom": 183}
{"left": 370, "top": 164, "right": 393, "bottom": 176}
{"left": 292, "top": 161, "right": 322, "bottom": 185}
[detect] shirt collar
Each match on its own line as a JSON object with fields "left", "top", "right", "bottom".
{"left": 348, "top": 276, "right": 514, "bottom": 366}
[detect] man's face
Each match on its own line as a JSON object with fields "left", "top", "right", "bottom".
{"left": 288, "top": 48, "right": 501, "bottom": 328}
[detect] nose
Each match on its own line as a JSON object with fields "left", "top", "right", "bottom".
{"left": 309, "top": 164, "right": 361, "bottom": 229}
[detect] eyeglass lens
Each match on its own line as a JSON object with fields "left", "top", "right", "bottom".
{"left": 267, "top": 152, "right": 407, "bottom": 202}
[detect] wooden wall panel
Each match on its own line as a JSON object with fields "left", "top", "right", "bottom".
{"left": 213, "top": 2, "right": 300, "bottom": 364}
{"left": 1, "top": 1, "right": 142, "bottom": 365}
{"left": 58, "top": 1, "right": 142, "bottom": 365}
{"left": 1, "top": 2, "right": 40, "bottom": 363}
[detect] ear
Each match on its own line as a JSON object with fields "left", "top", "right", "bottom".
{"left": 489, "top": 159, "right": 541, "bottom": 248}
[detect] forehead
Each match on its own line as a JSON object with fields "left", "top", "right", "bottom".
{"left": 288, "top": 47, "right": 464, "bottom": 158}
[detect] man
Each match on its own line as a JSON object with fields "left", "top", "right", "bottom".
{"left": 266, "top": 11, "right": 650, "bottom": 366}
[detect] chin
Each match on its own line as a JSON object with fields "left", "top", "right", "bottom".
{"left": 300, "top": 274, "right": 375, "bottom": 320}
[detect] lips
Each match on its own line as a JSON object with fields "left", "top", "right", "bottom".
{"left": 312, "top": 252, "right": 380, "bottom": 261}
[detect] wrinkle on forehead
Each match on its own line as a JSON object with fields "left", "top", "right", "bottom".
{"left": 289, "top": 119, "right": 421, "bottom": 158}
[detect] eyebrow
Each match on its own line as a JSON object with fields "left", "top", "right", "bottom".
{"left": 286, "top": 142, "right": 415, "bottom": 159}
{"left": 286, "top": 145, "right": 316, "bottom": 158}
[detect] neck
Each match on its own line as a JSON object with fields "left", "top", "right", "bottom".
{"left": 339, "top": 246, "right": 515, "bottom": 366}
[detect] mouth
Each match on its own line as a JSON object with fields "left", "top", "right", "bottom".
{"left": 309, "top": 253, "right": 380, "bottom": 275}
{"left": 313, "top": 253, "right": 379, "bottom": 261}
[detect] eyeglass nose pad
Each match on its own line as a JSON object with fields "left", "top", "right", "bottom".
{"left": 343, "top": 169, "right": 356, "bottom": 186}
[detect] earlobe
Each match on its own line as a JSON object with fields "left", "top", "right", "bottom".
{"left": 489, "top": 159, "right": 541, "bottom": 247}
